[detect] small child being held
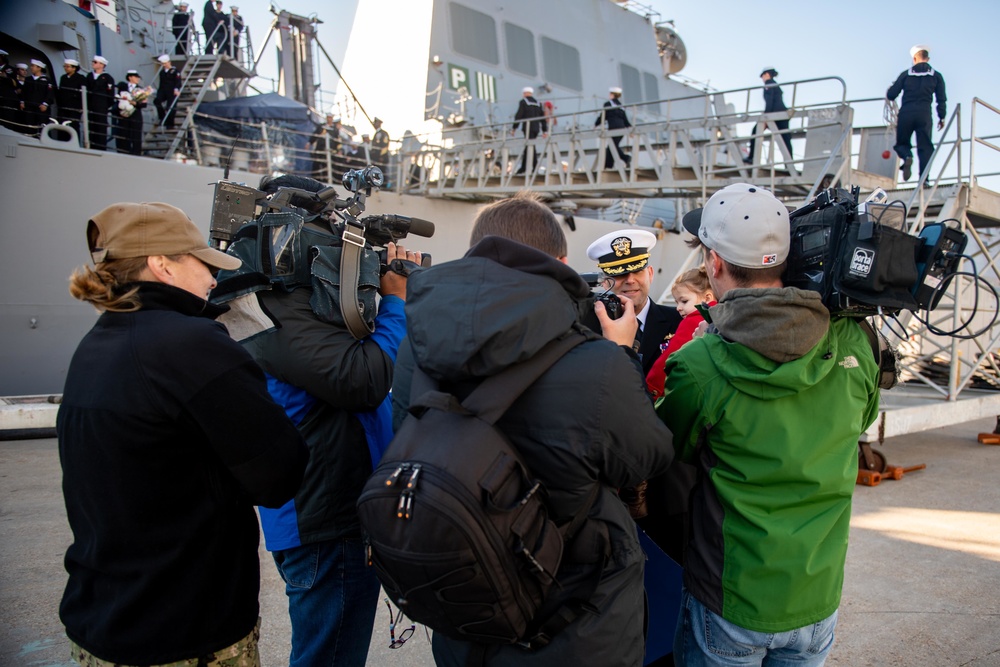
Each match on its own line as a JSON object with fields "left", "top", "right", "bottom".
{"left": 645, "top": 267, "right": 716, "bottom": 398}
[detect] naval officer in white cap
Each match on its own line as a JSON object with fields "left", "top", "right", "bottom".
{"left": 586, "top": 228, "right": 692, "bottom": 576}
{"left": 586, "top": 228, "right": 681, "bottom": 376}
{"left": 886, "top": 44, "right": 946, "bottom": 182}
{"left": 595, "top": 85, "right": 632, "bottom": 169}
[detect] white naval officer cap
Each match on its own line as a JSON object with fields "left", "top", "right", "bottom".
{"left": 587, "top": 229, "right": 657, "bottom": 276}
{"left": 30, "top": 59, "right": 46, "bottom": 68}
{"left": 909, "top": 44, "right": 930, "bottom": 58}
{"left": 609, "top": 86, "right": 623, "bottom": 95}
{"left": 157, "top": 54, "right": 171, "bottom": 64}
{"left": 64, "top": 58, "right": 80, "bottom": 67}
{"left": 92, "top": 55, "right": 108, "bottom": 65}
{"left": 522, "top": 86, "right": 534, "bottom": 95}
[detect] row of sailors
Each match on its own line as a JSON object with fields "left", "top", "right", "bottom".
{"left": 0, "top": 51, "right": 181, "bottom": 155}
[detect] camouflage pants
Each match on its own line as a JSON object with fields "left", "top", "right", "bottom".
{"left": 70, "top": 618, "right": 261, "bottom": 667}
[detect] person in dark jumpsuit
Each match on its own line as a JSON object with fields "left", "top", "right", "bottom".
{"left": 887, "top": 44, "right": 946, "bottom": 182}
{"left": 747, "top": 67, "right": 792, "bottom": 164}
{"left": 595, "top": 86, "right": 631, "bottom": 169}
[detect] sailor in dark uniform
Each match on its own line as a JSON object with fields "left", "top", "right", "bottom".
{"left": 154, "top": 54, "right": 181, "bottom": 129}
{"left": 0, "top": 50, "right": 21, "bottom": 132}
{"left": 221, "top": 6, "right": 244, "bottom": 57}
{"left": 586, "top": 229, "right": 694, "bottom": 588}
{"left": 202, "top": 0, "right": 224, "bottom": 54}
{"left": 172, "top": 1, "right": 194, "bottom": 56}
{"left": 56, "top": 58, "right": 87, "bottom": 138}
{"left": 747, "top": 67, "right": 793, "bottom": 163}
{"left": 86, "top": 55, "right": 115, "bottom": 150}
{"left": 371, "top": 116, "right": 390, "bottom": 178}
{"left": 512, "top": 86, "right": 547, "bottom": 175}
{"left": 21, "top": 59, "right": 54, "bottom": 137}
{"left": 114, "top": 70, "right": 146, "bottom": 155}
{"left": 887, "top": 44, "right": 947, "bottom": 181}
{"left": 595, "top": 86, "right": 631, "bottom": 169}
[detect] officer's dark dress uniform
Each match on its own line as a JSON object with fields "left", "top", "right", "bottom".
{"left": 0, "top": 61, "right": 23, "bottom": 132}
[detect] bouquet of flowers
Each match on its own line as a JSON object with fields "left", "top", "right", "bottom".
{"left": 117, "top": 86, "right": 155, "bottom": 118}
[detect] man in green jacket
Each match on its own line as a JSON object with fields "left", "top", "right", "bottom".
{"left": 658, "top": 183, "right": 880, "bottom": 666}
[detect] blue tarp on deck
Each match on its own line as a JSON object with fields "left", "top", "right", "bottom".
{"left": 195, "top": 93, "right": 318, "bottom": 171}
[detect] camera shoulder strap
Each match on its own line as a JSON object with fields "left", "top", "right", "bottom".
{"left": 339, "top": 220, "right": 375, "bottom": 340}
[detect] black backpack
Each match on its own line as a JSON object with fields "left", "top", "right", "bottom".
{"left": 357, "top": 331, "right": 600, "bottom": 647}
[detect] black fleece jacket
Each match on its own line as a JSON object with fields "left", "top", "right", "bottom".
{"left": 58, "top": 282, "right": 307, "bottom": 664}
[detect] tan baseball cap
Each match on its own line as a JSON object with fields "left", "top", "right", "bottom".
{"left": 87, "top": 202, "right": 241, "bottom": 271}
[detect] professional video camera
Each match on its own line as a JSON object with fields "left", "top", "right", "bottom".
{"left": 580, "top": 272, "right": 623, "bottom": 320}
{"left": 784, "top": 186, "right": 967, "bottom": 318}
{"left": 208, "top": 166, "right": 434, "bottom": 339}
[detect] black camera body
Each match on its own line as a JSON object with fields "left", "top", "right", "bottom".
{"left": 208, "top": 169, "right": 435, "bottom": 285}
{"left": 785, "top": 187, "right": 965, "bottom": 317}
{"left": 581, "top": 272, "right": 623, "bottom": 320}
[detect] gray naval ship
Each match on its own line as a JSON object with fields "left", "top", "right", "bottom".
{"left": 1, "top": 1, "right": 1000, "bottom": 441}
{"left": 2, "top": 2, "right": 1000, "bottom": 667}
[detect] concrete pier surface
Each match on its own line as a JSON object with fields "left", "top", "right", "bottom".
{"left": 2, "top": 417, "right": 999, "bottom": 666}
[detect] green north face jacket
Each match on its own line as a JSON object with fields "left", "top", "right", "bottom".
{"left": 658, "top": 287, "right": 880, "bottom": 633}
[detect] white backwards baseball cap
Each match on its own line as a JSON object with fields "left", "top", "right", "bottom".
{"left": 682, "top": 183, "right": 790, "bottom": 269}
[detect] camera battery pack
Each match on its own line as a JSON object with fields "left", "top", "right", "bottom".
{"left": 210, "top": 180, "right": 264, "bottom": 248}
{"left": 913, "top": 223, "right": 968, "bottom": 310}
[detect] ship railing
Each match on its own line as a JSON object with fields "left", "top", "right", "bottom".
{"left": 184, "top": 111, "right": 400, "bottom": 185}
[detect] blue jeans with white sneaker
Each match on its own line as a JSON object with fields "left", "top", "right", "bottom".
{"left": 674, "top": 587, "right": 838, "bottom": 667}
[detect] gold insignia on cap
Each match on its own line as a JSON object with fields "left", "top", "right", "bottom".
{"left": 612, "top": 236, "right": 632, "bottom": 257}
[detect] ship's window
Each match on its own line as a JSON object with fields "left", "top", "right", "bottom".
{"left": 619, "top": 64, "right": 642, "bottom": 107}
{"left": 540, "top": 37, "right": 582, "bottom": 91}
{"left": 643, "top": 71, "right": 661, "bottom": 114}
{"left": 504, "top": 23, "right": 536, "bottom": 77}
{"left": 449, "top": 2, "right": 499, "bottom": 65}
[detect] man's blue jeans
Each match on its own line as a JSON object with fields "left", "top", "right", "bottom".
{"left": 272, "top": 538, "right": 381, "bottom": 667}
{"left": 674, "top": 587, "right": 838, "bottom": 667}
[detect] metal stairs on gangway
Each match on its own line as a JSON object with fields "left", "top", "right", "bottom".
{"left": 142, "top": 54, "right": 253, "bottom": 160}
{"left": 399, "top": 77, "right": 893, "bottom": 205}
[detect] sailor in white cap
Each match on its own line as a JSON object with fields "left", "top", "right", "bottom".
{"left": 57, "top": 58, "right": 87, "bottom": 135}
{"left": 512, "top": 85, "right": 547, "bottom": 174}
{"left": 21, "top": 59, "right": 54, "bottom": 135}
{"left": 886, "top": 44, "right": 947, "bottom": 181}
{"left": 220, "top": 4, "right": 244, "bottom": 56}
{"left": 0, "top": 52, "right": 19, "bottom": 130}
{"left": 371, "top": 116, "right": 390, "bottom": 175}
{"left": 595, "top": 85, "right": 632, "bottom": 168}
{"left": 746, "top": 67, "right": 793, "bottom": 165}
{"left": 115, "top": 69, "right": 147, "bottom": 155}
{"left": 86, "top": 55, "right": 115, "bottom": 150}
{"left": 586, "top": 228, "right": 681, "bottom": 375}
{"left": 154, "top": 54, "right": 181, "bottom": 129}
{"left": 172, "top": 0, "right": 194, "bottom": 56}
